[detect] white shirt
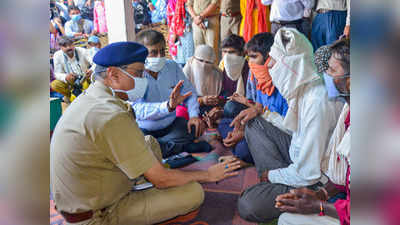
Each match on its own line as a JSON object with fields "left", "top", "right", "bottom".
{"left": 267, "top": 28, "right": 343, "bottom": 187}
{"left": 53, "top": 47, "right": 93, "bottom": 83}
{"left": 262, "top": 0, "right": 315, "bottom": 22}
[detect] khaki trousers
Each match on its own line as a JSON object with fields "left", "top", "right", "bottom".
{"left": 220, "top": 15, "right": 242, "bottom": 42}
{"left": 278, "top": 213, "right": 340, "bottom": 225}
{"left": 192, "top": 16, "right": 220, "bottom": 62}
{"left": 66, "top": 136, "right": 205, "bottom": 225}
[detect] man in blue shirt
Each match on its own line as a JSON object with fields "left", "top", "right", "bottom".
{"left": 65, "top": 6, "right": 95, "bottom": 38}
{"left": 133, "top": 30, "right": 210, "bottom": 158}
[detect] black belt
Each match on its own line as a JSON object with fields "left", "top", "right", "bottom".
{"left": 272, "top": 19, "right": 303, "bottom": 25}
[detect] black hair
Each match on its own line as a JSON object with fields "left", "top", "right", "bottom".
{"left": 221, "top": 34, "right": 245, "bottom": 52}
{"left": 136, "top": 29, "right": 165, "bottom": 46}
{"left": 330, "top": 38, "right": 350, "bottom": 74}
{"left": 68, "top": 5, "right": 80, "bottom": 13}
{"left": 245, "top": 32, "right": 275, "bottom": 61}
{"left": 57, "top": 36, "right": 73, "bottom": 46}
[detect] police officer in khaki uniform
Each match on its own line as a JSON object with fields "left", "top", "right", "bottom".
{"left": 220, "top": 0, "right": 242, "bottom": 42}
{"left": 187, "top": 0, "right": 220, "bottom": 61}
{"left": 50, "top": 42, "right": 241, "bottom": 225}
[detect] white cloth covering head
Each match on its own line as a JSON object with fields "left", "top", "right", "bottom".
{"left": 269, "top": 27, "right": 320, "bottom": 131}
{"left": 183, "top": 45, "right": 223, "bottom": 96}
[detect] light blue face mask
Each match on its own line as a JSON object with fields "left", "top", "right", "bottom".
{"left": 323, "top": 72, "right": 349, "bottom": 102}
{"left": 71, "top": 14, "right": 82, "bottom": 22}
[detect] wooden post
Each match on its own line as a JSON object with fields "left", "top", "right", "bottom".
{"left": 104, "top": 0, "right": 135, "bottom": 43}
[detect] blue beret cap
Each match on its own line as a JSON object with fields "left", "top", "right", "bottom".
{"left": 93, "top": 41, "right": 148, "bottom": 67}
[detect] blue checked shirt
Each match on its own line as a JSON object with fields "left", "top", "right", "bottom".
{"left": 131, "top": 60, "right": 200, "bottom": 131}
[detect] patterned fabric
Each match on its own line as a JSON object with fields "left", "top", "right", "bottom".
{"left": 93, "top": 0, "right": 108, "bottom": 33}
{"left": 314, "top": 45, "right": 332, "bottom": 74}
{"left": 167, "top": 0, "right": 193, "bottom": 59}
{"left": 175, "top": 30, "right": 194, "bottom": 64}
{"left": 151, "top": 0, "right": 167, "bottom": 23}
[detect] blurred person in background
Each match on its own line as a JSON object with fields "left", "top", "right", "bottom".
{"left": 51, "top": 36, "right": 94, "bottom": 102}
{"left": 311, "top": 0, "right": 350, "bottom": 50}
{"left": 133, "top": 30, "right": 211, "bottom": 159}
{"left": 51, "top": 41, "right": 241, "bottom": 225}
{"left": 132, "top": 0, "right": 152, "bottom": 33}
{"left": 68, "top": 0, "right": 93, "bottom": 10}
{"left": 150, "top": 0, "right": 167, "bottom": 23}
{"left": 237, "top": 28, "right": 343, "bottom": 223}
{"left": 220, "top": 0, "right": 242, "bottom": 42}
{"left": 261, "top": 0, "right": 314, "bottom": 37}
{"left": 87, "top": 35, "right": 101, "bottom": 60}
{"left": 167, "top": 0, "right": 194, "bottom": 68}
{"left": 93, "top": 0, "right": 108, "bottom": 34}
{"left": 187, "top": 0, "right": 220, "bottom": 60}
{"left": 65, "top": 5, "right": 95, "bottom": 38}
{"left": 183, "top": 45, "right": 224, "bottom": 116}
{"left": 276, "top": 37, "right": 350, "bottom": 225}
{"left": 240, "top": 0, "right": 270, "bottom": 43}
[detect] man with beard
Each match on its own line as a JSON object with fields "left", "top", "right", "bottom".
{"left": 51, "top": 36, "right": 94, "bottom": 102}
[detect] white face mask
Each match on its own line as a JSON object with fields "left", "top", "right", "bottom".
{"left": 223, "top": 53, "right": 245, "bottom": 81}
{"left": 111, "top": 68, "right": 148, "bottom": 102}
{"left": 144, "top": 57, "right": 167, "bottom": 72}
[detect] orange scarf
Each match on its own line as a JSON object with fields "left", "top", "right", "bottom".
{"left": 243, "top": 0, "right": 268, "bottom": 42}
{"left": 249, "top": 57, "right": 275, "bottom": 96}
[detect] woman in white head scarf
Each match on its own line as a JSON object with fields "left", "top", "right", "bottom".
{"left": 183, "top": 44, "right": 224, "bottom": 114}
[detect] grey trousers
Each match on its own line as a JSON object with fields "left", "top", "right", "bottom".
{"left": 238, "top": 117, "right": 294, "bottom": 223}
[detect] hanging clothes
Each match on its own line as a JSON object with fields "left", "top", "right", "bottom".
{"left": 93, "top": 0, "right": 108, "bottom": 33}
{"left": 240, "top": 0, "right": 271, "bottom": 42}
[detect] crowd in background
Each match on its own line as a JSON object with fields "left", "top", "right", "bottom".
{"left": 49, "top": 0, "right": 352, "bottom": 224}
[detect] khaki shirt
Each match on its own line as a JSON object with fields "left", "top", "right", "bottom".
{"left": 220, "top": 0, "right": 240, "bottom": 15}
{"left": 187, "top": 0, "right": 219, "bottom": 15}
{"left": 50, "top": 81, "right": 157, "bottom": 213}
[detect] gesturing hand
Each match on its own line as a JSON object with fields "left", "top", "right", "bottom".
{"left": 168, "top": 80, "right": 192, "bottom": 111}
{"left": 207, "top": 157, "right": 241, "bottom": 182}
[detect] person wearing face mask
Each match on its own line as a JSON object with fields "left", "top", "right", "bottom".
{"left": 217, "top": 32, "right": 289, "bottom": 168}
{"left": 237, "top": 28, "right": 344, "bottom": 223}
{"left": 133, "top": 30, "right": 211, "bottom": 159}
{"left": 183, "top": 45, "right": 224, "bottom": 115}
{"left": 219, "top": 34, "right": 249, "bottom": 98}
{"left": 86, "top": 35, "right": 101, "bottom": 61}
{"left": 276, "top": 38, "right": 350, "bottom": 225}
{"left": 51, "top": 36, "right": 94, "bottom": 103}
{"left": 64, "top": 6, "right": 95, "bottom": 38}
{"left": 51, "top": 41, "right": 241, "bottom": 225}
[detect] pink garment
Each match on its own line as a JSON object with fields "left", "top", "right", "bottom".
{"left": 93, "top": 1, "right": 108, "bottom": 33}
{"left": 176, "top": 105, "right": 189, "bottom": 120}
{"left": 334, "top": 166, "right": 350, "bottom": 225}
{"left": 166, "top": 0, "right": 178, "bottom": 56}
